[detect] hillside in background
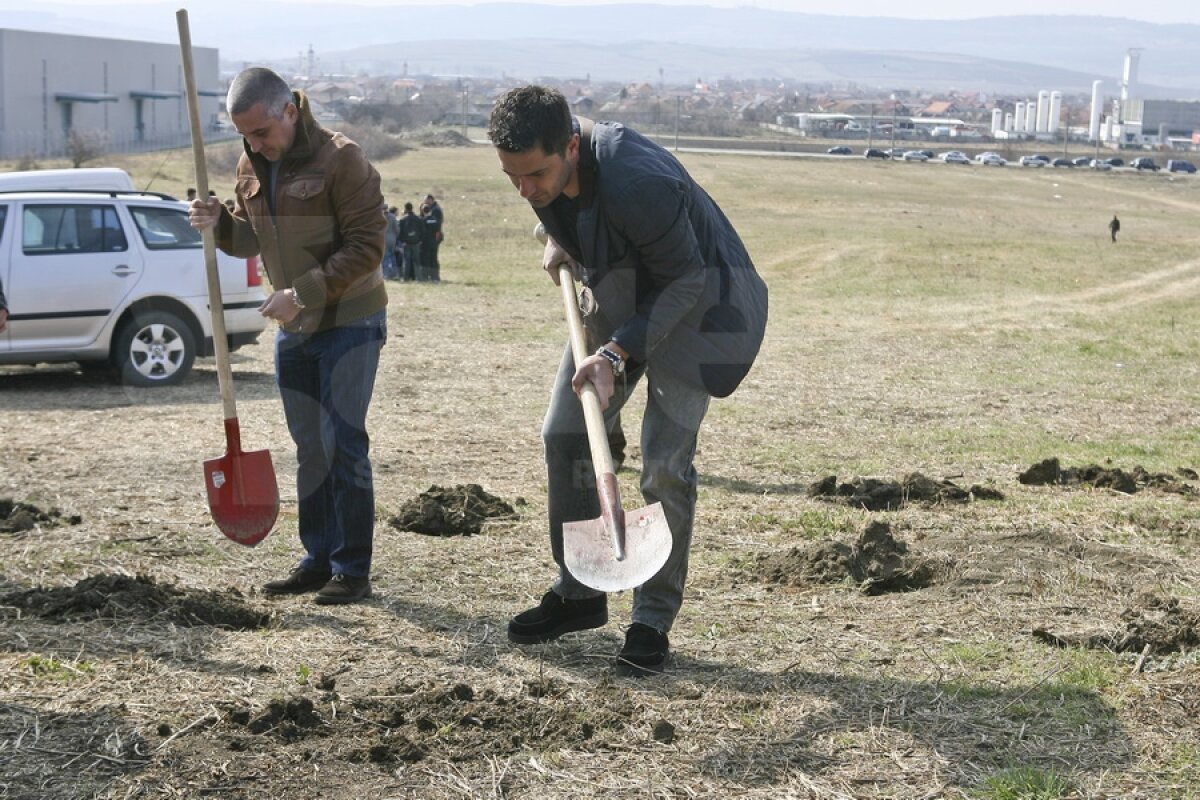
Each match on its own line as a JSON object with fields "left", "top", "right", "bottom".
{"left": 1, "top": 2, "right": 1197, "bottom": 95}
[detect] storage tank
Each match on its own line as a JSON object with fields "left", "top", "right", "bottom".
{"left": 1120, "top": 49, "right": 1141, "bottom": 114}
{"left": 1036, "top": 90, "right": 1050, "bottom": 133}
{"left": 1048, "top": 91, "right": 1063, "bottom": 134}
{"left": 1025, "top": 100, "right": 1037, "bottom": 133}
{"left": 1014, "top": 102, "right": 1026, "bottom": 132}
{"left": 991, "top": 108, "right": 1003, "bottom": 133}
{"left": 1088, "top": 80, "right": 1103, "bottom": 141}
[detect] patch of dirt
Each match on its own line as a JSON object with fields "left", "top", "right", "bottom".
{"left": 213, "top": 680, "right": 639, "bottom": 766}
{"left": 414, "top": 130, "right": 474, "bottom": 147}
{"left": 1033, "top": 592, "right": 1200, "bottom": 655}
{"left": 1019, "top": 458, "right": 1198, "bottom": 496}
{"left": 756, "top": 520, "right": 948, "bottom": 594}
{"left": 0, "top": 573, "right": 271, "bottom": 630}
{"left": 388, "top": 484, "right": 518, "bottom": 536}
{"left": 345, "top": 680, "right": 637, "bottom": 763}
{"left": 807, "top": 471, "right": 1004, "bottom": 511}
{"left": 0, "top": 497, "right": 82, "bottom": 533}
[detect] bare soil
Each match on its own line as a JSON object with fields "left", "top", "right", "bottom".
{"left": 2, "top": 150, "right": 1200, "bottom": 798}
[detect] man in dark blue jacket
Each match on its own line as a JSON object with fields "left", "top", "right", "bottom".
{"left": 489, "top": 85, "right": 767, "bottom": 676}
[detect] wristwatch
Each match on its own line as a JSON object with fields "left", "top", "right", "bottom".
{"left": 285, "top": 288, "right": 306, "bottom": 310}
{"left": 595, "top": 346, "right": 625, "bottom": 376}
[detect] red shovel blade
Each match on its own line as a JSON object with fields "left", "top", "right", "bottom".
{"left": 204, "top": 420, "right": 279, "bottom": 546}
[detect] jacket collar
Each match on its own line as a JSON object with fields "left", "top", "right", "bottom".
{"left": 573, "top": 116, "right": 596, "bottom": 211}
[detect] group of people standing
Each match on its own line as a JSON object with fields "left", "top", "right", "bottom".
{"left": 383, "top": 195, "right": 443, "bottom": 281}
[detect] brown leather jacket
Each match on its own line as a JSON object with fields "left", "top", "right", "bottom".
{"left": 216, "top": 90, "right": 386, "bottom": 333}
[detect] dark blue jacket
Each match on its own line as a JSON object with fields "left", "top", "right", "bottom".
{"left": 535, "top": 118, "right": 767, "bottom": 397}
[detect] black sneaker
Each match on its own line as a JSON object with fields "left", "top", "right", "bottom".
{"left": 314, "top": 574, "right": 372, "bottom": 605}
{"left": 262, "top": 568, "right": 332, "bottom": 595}
{"left": 507, "top": 590, "right": 607, "bottom": 644}
{"left": 616, "top": 623, "right": 669, "bottom": 677}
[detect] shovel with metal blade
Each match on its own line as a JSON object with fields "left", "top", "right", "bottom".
{"left": 538, "top": 223, "right": 673, "bottom": 591}
{"left": 179, "top": 10, "right": 279, "bottom": 546}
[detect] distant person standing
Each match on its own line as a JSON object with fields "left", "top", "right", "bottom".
{"left": 1109, "top": 214, "right": 1120, "bottom": 243}
{"left": 383, "top": 204, "right": 400, "bottom": 280}
{"left": 186, "top": 187, "right": 198, "bottom": 202}
{"left": 419, "top": 201, "right": 441, "bottom": 281}
{"left": 398, "top": 202, "right": 423, "bottom": 281}
{"left": 422, "top": 193, "right": 444, "bottom": 281}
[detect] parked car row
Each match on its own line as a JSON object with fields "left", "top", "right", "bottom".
{"left": 854, "top": 148, "right": 1197, "bottom": 175}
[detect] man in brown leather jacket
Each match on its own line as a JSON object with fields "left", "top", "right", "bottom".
{"left": 190, "top": 67, "right": 387, "bottom": 605}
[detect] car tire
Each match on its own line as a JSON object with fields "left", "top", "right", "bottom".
{"left": 113, "top": 310, "right": 197, "bottom": 387}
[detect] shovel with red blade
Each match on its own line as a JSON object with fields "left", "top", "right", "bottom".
{"left": 178, "top": 10, "right": 279, "bottom": 545}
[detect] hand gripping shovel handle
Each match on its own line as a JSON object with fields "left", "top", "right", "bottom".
{"left": 557, "top": 264, "right": 627, "bottom": 561}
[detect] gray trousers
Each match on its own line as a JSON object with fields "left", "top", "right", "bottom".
{"left": 543, "top": 346, "right": 710, "bottom": 633}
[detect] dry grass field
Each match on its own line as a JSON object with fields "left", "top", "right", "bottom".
{"left": 2, "top": 139, "right": 1199, "bottom": 799}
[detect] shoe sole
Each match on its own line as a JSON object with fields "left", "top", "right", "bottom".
{"left": 615, "top": 655, "right": 668, "bottom": 678}
{"left": 507, "top": 611, "right": 607, "bottom": 644}
{"left": 313, "top": 588, "right": 372, "bottom": 605}
{"left": 262, "top": 578, "right": 332, "bottom": 595}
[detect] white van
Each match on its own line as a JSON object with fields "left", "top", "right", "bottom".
{"left": 0, "top": 173, "right": 267, "bottom": 387}
{"left": 0, "top": 167, "right": 138, "bottom": 194}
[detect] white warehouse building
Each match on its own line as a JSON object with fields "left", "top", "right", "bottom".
{"left": 0, "top": 29, "right": 222, "bottom": 160}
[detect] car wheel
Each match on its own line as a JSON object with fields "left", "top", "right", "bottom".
{"left": 114, "top": 310, "right": 196, "bottom": 387}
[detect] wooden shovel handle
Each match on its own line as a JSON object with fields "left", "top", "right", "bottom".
{"left": 558, "top": 266, "right": 618, "bottom": 479}
{"left": 177, "top": 10, "right": 238, "bottom": 424}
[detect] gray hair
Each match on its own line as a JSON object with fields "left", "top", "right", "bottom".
{"left": 226, "top": 67, "right": 293, "bottom": 118}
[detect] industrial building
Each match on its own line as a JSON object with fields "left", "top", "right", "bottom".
{"left": 0, "top": 29, "right": 222, "bottom": 160}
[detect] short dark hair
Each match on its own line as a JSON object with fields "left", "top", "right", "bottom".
{"left": 488, "top": 85, "right": 573, "bottom": 157}
{"left": 227, "top": 67, "right": 293, "bottom": 118}
{"left": 404, "top": 202, "right": 413, "bottom": 212}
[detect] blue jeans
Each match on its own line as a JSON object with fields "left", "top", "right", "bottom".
{"left": 275, "top": 310, "right": 386, "bottom": 578}
{"left": 543, "top": 346, "right": 710, "bottom": 633}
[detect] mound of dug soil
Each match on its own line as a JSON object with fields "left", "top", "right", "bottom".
{"left": 1, "top": 573, "right": 270, "bottom": 630}
{"left": 807, "top": 472, "right": 1004, "bottom": 511}
{"left": 389, "top": 484, "right": 517, "bottom": 536}
{"left": 1033, "top": 592, "right": 1200, "bottom": 655}
{"left": 1019, "top": 458, "right": 1197, "bottom": 496}
{"left": 0, "top": 498, "right": 82, "bottom": 533}
{"left": 757, "top": 521, "right": 947, "bottom": 595}
{"left": 415, "top": 129, "right": 473, "bottom": 147}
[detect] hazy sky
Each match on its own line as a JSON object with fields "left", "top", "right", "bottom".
{"left": 26, "top": 0, "right": 1199, "bottom": 24}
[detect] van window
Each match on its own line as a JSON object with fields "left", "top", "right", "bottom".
{"left": 22, "top": 204, "right": 127, "bottom": 255}
{"left": 0, "top": 206, "right": 7, "bottom": 237}
{"left": 130, "top": 205, "right": 202, "bottom": 250}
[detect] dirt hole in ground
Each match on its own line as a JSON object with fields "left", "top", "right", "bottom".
{"left": 346, "top": 680, "right": 638, "bottom": 764}
{"left": 218, "top": 680, "right": 640, "bottom": 764}
{"left": 388, "top": 484, "right": 519, "bottom": 536}
{"left": 1, "top": 573, "right": 270, "bottom": 630}
{"left": 1033, "top": 592, "right": 1200, "bottom": 655}
{"left": 0, "top": 498, "right": 82, "bottom": 533}
{"left": 1019, "top": 458, "right": 1197, "bottom": 497}
{"left": 756, "top": 520, "right": 949, "bottom": 595}
{"left": 807, "top": 471, "right": 1004, "bottom": 511}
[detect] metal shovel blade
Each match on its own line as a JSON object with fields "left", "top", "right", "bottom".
{"left": 204, "top": 432, "right": 279, "bottom": 547}
{"left": 564, "top": 501, "right": 672, "bottom": 592}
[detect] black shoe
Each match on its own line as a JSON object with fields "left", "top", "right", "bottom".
{"left": 507, "top": 590, "right": 607, "bottom": 644}
{"left": 616, "top": 623, "right": 669, "bottom": 677}
{"left": 262, "top": 568, "right": 332, "bottom": 595}
{"left": 314, "top": 574, "right": 372, "bottom": 605}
